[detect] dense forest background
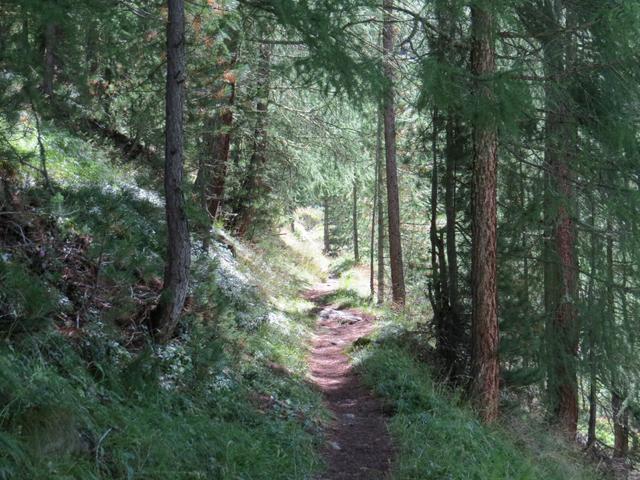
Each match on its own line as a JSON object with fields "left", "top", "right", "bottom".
{"left": 1, "top": 0, "right": 640, "bottom": 478}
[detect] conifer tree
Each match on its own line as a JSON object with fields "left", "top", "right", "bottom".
{"left": 469, "top": 0, "right": 499, "bottom": 423}
{"left": 151, "top": 0, "right": 190, "bottom": 342}
{"left": 382, "top": 0, "right": 406, "bottom": 306}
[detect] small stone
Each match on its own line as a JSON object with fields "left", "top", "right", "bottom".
{"left": 329, "top": 441, "right": 342, "bottom": 451}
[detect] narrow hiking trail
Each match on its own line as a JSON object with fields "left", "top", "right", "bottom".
{"left": 306, "top": 280, "right": 393, "bottom": 480}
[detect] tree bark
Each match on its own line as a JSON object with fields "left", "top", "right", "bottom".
{"left": 430, "top": 108, "right": 442, "bottom": 313}
{"left": 376, "top": 110, "right": 386, "bottom": 305}
{"left": 586, "top": 198, "right": 598, "bottom": 448}
{"left": 151, "top": 0, "right": 190, "bottom": 342}
{"left": 370, "top": 127, "right": 379, "bottom": 298}
{"left": 42, "top": 21, "right": 56, "bottom": 97}
{"left": 444, "top": 116, "right": 461, "bottom": 315}
{"left": 194, "top": 30, "right": 239, "bottom": 227}
{"left": 205, "top": 87, "right": 235, "bottom": 220}
{"left": 235, "top": 42, "right": 272, "bottom": 237}
{"left": 520, "top": 0, "right": 580, "bottom": 437}
{"left": 543, "top": 3, "right": 579, "bottom": 438}
{"left": 323, "top": 194, "right": 331, "bottom": 255}
{"left": 352, "top": 174, "right": 360, "bottom": 264}
{"left": 382, "top": 0, "right": 406, "bottom": 306}
{"left": 606, "top": 220, "right": 628, "bottom": 458}
{"left": 469, "top": 3, "right": 500, "bottom": 423}
{"left": 613, "top": 391, "right": 629, "bottom": 458}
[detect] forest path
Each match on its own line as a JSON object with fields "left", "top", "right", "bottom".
{"left": 306, "top": 280, "right": 393, "bottom": 480}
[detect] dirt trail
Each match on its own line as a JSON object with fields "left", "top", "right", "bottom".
{"left": 306, "top": 280, "right": 393, "bottom": 480}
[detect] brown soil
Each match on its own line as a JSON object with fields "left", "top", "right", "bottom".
{"left": 306, "top": 280, "right": 393, "bottom": 480}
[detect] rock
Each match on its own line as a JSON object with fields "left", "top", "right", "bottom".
{"left": 329, "top": 441, "right": 342, "bottom": 451}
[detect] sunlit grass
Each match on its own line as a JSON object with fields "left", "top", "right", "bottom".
{"left": 353, "top": 341, "right": 603, "bottom": 480}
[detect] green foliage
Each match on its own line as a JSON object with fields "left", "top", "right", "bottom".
{"left": 0, "top": 327, "right": 321, "bottom": 479}
{"left": 354, "top": 342, "right": 602, "bottom": 480}
{"left": 0, "top": 116, "right": 326, "bottom": 479}
{"left": 0, "top": 259, "right": 60, "bottom": 333}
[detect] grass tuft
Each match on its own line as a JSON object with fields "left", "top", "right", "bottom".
{"left": 353, "top": 342, "right": 603, "bottom": 480}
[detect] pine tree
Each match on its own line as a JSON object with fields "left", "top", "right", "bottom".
{"left": 469, "top": 0, "right": 499, "bottom": 423}
{"left": 151, "top": 0, "right": 190, "bottom": 342}
{"left": 382, "top": 0, "right": 406, "bottom": 306}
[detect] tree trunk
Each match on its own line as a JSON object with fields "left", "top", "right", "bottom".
{"left": 84, "top": 20, "right": 99, "bottom": 78}
{"left": 382, "top": 0, "right": 406, "bottom": 306}
{"left": 42, "top": 21, "right": 56, "bottom": 97}
{"left": 235, "top": 42, "right": 272, "bottom": 237}
{"left": 370, "top": 128, "right": 379, "bottom": 298}
{"left": 587, "top": 379, "right": 597, "bottom": 448}
{"left": 151, "top": 0, "right": 190, "bottom": 342}
{"left": 431, "top": 108, "right": 455, "bottom": 371}
{"left": 606, "top": 220, "right": 628, "bottom": 458}
{"left": 194, "top": 31, "right": 239, "bottom": 227}
{"left": 33, "top": 106, "right": 52, "bottom": 192}
{"left": 323, "top": 194, "right": 331, "bottom": 255}
{"left": 205, "top": 87, "right": 235, "bottom": 220}
{"left": 538, "top": 1, "right": 579, "bottom": 438}
{"left": 518, "top": 1, "right": 578, "bottom": 434}
{"left": 376, "top": 110, "right": 386, "bottom": 305}
{"left": 430, "top": 108, "right": 442, "bottom": 313}
{"left": 444, "top": 116, "right": 461, "bottom": 315}
{"left": 469, "top": 3, "right": 500, "bottom": 423}
{"left": 586, "top": 198, "right": 598, "bottom": 448}
{"left": 352, "top": 174, "right": 360, "bottom": 264}
{"left": 613, "top": 392, "right": 629, "bottom": 458}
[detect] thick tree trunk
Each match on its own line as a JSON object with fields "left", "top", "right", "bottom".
{"left": 536, "top": 1, "right": 579, "bottom": 438}
{"left": 548, "top": 133, "right": 579, "bottom": 439}
{"left": 469, "top": 3, "right": 499, "bottom": 423}
{"left": 151, "top": 0, "right": 190, "bottom": 342}
{"left": 382, "top": 0, "right": 406, "bottom": 306}
{"left": 518, "top": 2, "right": 577, "bottom": 433}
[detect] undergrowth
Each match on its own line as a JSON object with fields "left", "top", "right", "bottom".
{"left": 0, "top": 121, "right": 326, "bottom": 479}
{"left": 353, "top": 337, "right": 603, "bottom": 480}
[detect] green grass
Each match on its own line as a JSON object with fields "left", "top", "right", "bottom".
{"left": 0, "top": 120, "right": 327, "bottom": 479}
{"left": 353, "top": 342, "right": 603, "bottom": 480}
{"left": 0, "top": 329, "right": 321, "bottom": 480}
